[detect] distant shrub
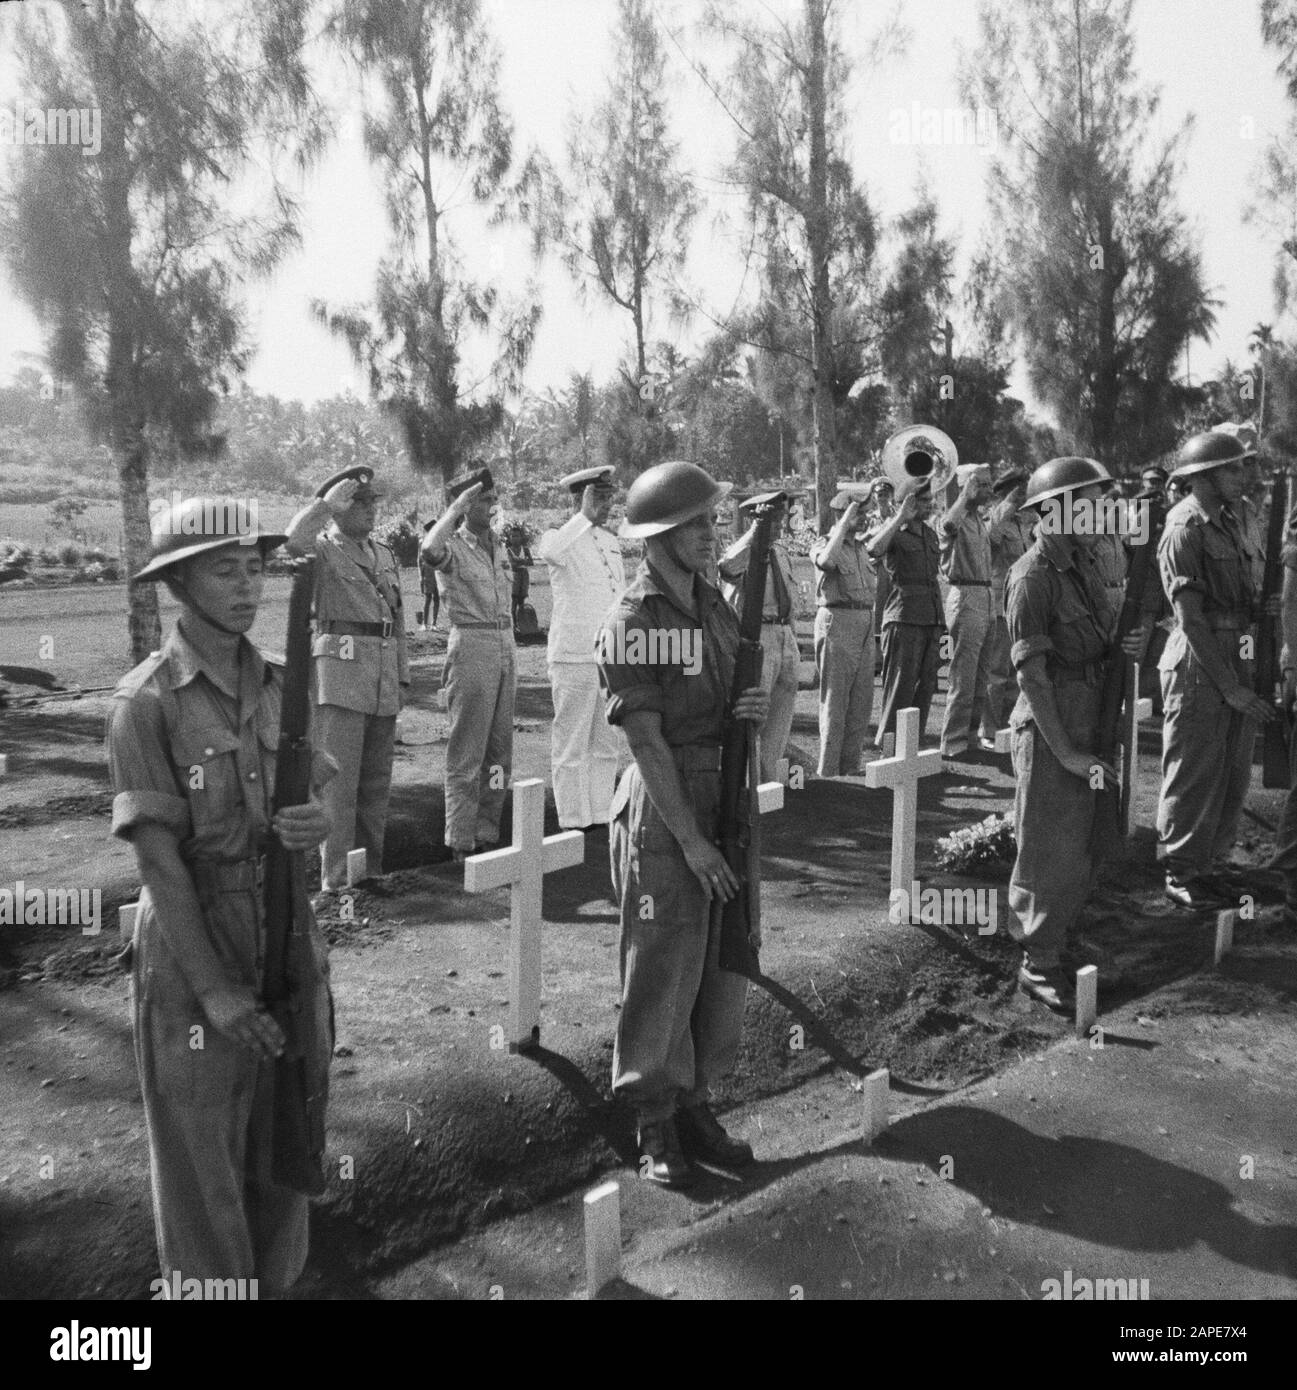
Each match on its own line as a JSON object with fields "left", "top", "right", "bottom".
{"left": 37, "top": 546, "right": 59, "bottom": 565}
{"left": 4, "top": 543, "right": 33, "bottom": 568}
{"left": 382, "top": 518, "right": 421, "bottom": 568}
{"left": 83, "top": 546, "right": 108, "bottom": 564}
{"left": 58, "top": 542, "right": 81, "bottom": 567}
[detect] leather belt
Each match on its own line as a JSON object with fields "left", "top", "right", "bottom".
{"left": 1206, "top": 615, "right": 1249, "bottom": 631}
{"left": 949, "top": 579, "right": 991, "bottom": 587}
{"left": 761, "top": 616, "right": 794, "bottom": 627}
{"left": 319, "top": 618, "right": 393, "bottom": 638}
{"left": 824, "top": 601, "right": 871, "bottom": 610}
{"left": 670, "top": 743, "right": 722, "bottom": 773}
{"left": 456, "top": 617, "right": 513, "bottom": 630}
{"left": 188, "top": 856, "right": 265, "bottom": 891}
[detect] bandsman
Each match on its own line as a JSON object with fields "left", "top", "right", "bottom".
{"left": 106, "top": 498, "right": 333, "bottom": 1291}
{"left": 719, "top": 488, "right": 804, "bottom": 782}
{"left": 810, "top": 481, "right": 877, "bottom": 777}
{"left": 1156, "top": 432, "right": 1274, "bottom": 908}
{"left": 1004, "top": 459, "right": 1146, "bottom": 1010}
{"left": 536, "top": 466, "right": 626, "bottom": 829}
{"left": 284, "top": 466, "right": 409, "bottom": 893}
{"left": 869, "top": 480, "right": 943, "bottom": 749}
{"left": 421, "top": 466, "right": 516, "bottom": 860}
{"left": 597, "top": 460, "right": 768, "bottom": 1187}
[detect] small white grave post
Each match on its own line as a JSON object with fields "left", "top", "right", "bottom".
{"left": 862, "top": 1068, "right": 890, "bottom": 1143}
{"left": 119, "top": 902, "right": 139, "bottom": 944}
{"left": 345, "top": 848, "right": 367, "bottom": 886}
{"left": 0, "top": 753, "right": 8, "bottom": 777}
{"left": 1074, "top": 965, "right": 1098, "bottom": 1040}
{"left": 864, "top": 707, "right": 944, "bottom": 920}
{"left": 1122, "top": 667, "right": 1154, "bottom": 838}
{"left": 584, "top": 1180, "right": 621, "bottom": 1298}
{"left": 1214, "top": 910, "right": 1235, "bottom": 966}
{"left": 464, "top": 779, "right": 584, "bottom": 1052}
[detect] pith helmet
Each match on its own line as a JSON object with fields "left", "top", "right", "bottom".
{"left": 133, "top": 497, "right": 286, "bottom": 582}
{"left": 619, "top": 461, "right": 732, "bottom": 539}
{"left": 1022, "top": 457, "right": 1112, "bottom": 510}
{"left": 1170, "top": 431, "right": 1253, "bottom": 481}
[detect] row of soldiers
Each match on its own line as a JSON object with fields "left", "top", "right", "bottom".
{"left": 102, "top": 426, "right": 1293, "bottom": 1289}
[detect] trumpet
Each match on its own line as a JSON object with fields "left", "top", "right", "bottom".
{"left": 881, "top": 424, "right": 958, "bottom": 502}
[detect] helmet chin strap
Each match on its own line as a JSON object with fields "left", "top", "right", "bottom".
{"left": 167, "top": 573, "right": 244, "bottom": 637}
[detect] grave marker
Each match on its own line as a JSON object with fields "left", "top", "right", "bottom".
{"left": 864, "top": 708, "right": 943, "bottom": 919}
{"left": 1075, "top": 965, "right": 1098, "bottom": 1040}
{"left": 464, "top": 779, "right": 584, "bottom": 1052}
{"left": 584, "top": 1180, "right": 621, "bottom": 1298}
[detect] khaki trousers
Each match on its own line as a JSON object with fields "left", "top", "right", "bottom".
{"left": 813, "top": 607, "right": 875, "bottom": 776}
{"left": 314, "top": 703, "right": 396, "bottom": 890}
{"left": 941, "top": 585, "right": 993, "bottom": 756}
{"left": 759, "top": 622, "right": 802, "bottom": 781}
{"left": 549, "top": 661, "right": 621, "bottom": 828}
{"left": 876, "top": 622, "right": 941, "bottom": 745}
{"left": 609, "top": 764, "right": 748, "bottom": 1124}
{"left": 444, "top": 627, "right": 515, "bottom": 850}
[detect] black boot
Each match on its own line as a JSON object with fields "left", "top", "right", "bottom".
{"left": 676, "top": 1103, "right": 754, "bottom": 1168}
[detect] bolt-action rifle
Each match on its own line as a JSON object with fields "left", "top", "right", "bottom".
{"left": 1092, "top": 494, "right": 1166, "bottom": 854}
{"left": 263, "top": 557, "right": 330, "bottom": 1196}
{"left": 716, "top": 503, "right": 777, "bottom": 976}
{"left": 1256, "top": 467, "right": 1291, "bottom": 788}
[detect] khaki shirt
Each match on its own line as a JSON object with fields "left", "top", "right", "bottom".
{"left": 432, "top": 525, "right": 516, "bottom": 631}
{"left": 597, "top": 562, "right": 737, "bottom": 745}
{"left": 811, "top": 533, "right": 876, "bottom": 609}
{"left": 1158, "top": 493, "right": 1260, "bottom": 621}
{"left": 988, "top": 510, "right": 1034, "bottom": 605}
{"left": 880, "top": 520, "right": 942, "bottom": 626}
{"left": 1091, "top": 530, "right": 1128, "bottom": 627}
{"left": 310, "top": 525, "right": 408, "bottom": 714}
{"left": 106, "top": 613, "right": 335, "bottom": 1004}
{"left": 1006, "top": 532, "right": 1115, "bottom": 679}
{"left": 939, "top": 507, "right": 993, "bottom": 586}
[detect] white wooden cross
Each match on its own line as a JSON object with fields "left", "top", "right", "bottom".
{"left": 464, "top": 779, "right": 584, "bottom": 1052}
{"left": 757, "top": 753, "right": 787, "bottom": 815}
{"left": 1121, "top": 665, "right": 1154, "bottom": 838}
{"left": 994, "top": 727, "right": 1013, "bottom": 755}
{"left": 864, "top": 707, "right": 944, "bottom": 920}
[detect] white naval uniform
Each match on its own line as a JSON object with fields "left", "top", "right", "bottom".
{"left": 537, "top": 513, "right": 626, "bottom": 827}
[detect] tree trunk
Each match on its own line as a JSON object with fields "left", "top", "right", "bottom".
{"left": 806, "top": 0, "right": 837, "bottom": 533}
{"left": 1092, "top": 200, "right": 1118, "bottom": 463}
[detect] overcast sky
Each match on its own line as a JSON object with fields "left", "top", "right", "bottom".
{"left": 0, "top": 0, "right": 1292, "bottom": 419}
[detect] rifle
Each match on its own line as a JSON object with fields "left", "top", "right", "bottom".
{"left": 716, "top": 504, "right": 777, "bottom": 976}
{"left": 263, "top": 557, "right": 330, "bottom": 1196}
{"left": 1255, "top": 467, "right": 1291, "bottom": 788}
{"left": 1092, "top": 494, "right": 1166, "bottom": 854}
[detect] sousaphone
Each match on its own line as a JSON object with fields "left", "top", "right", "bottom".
{"left": 881, "top": 424, "right": 958, "bottom": 501}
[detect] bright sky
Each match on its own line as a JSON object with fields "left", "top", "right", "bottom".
{"left": 0, "top": 0, "right": 1292, "bottom": 416}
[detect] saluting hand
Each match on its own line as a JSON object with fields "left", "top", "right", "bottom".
{"left": 323, "top": 477, "right": 361, "bottom": 517}
{"left": 450, "top": 481, "right": 484, "bottom": 519}
{"left": 203, "top": 988, "right": 286, "bottom": 1059}
{"left": 898, "top": 491, "right": 919, "bottom": 522}
{"left": 273, "top": 798, "right": 330, "bottom": 850}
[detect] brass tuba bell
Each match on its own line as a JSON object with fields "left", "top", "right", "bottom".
{"left": 881, "top": 424, "right": 958, "bottom": 501}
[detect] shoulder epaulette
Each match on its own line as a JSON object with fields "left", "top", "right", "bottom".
{"left": 113, "top": 649, "right": 168, "bottom": 697}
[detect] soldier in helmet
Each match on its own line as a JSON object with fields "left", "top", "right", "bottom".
{"left": 284, "top": 466, "right": 409, "bottom": 893}
{"left": 1157, "top": 432, "right": 1275, "bottom": 908}
{"left": 1005, "top": 459, "right": 1148, "bottom": 1010}
{"left": 976, "top": 468, "right": 1033, "bottom": 746}
{"left": 105, "top": 497, "right": 333, "bottom": 1292}
{"left": 596, "top": 461, "right": 769, "bottom": 1187}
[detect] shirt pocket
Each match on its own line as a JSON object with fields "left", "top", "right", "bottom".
{"left": 1201, "top": 529, "right": 1246, "bottom": 606}
{"left": 169, "top": 727, "right": 242, "bottom": 833}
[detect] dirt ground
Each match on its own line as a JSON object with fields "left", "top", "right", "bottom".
{"left": 1, "top": 561, "right": 1292, "bottom": 1299}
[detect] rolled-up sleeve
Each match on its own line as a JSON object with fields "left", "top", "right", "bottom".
{"left": 597, "top": 607, "right": 664, "bottom": 726}
{"left": 1006, "top": 569, "right": 1057, "bottom": 669}
{"left": 1158, "top": 522, "right": 1205, "bottom": 601}
{"left": 105, "top": 693, "right": 189, "bottom": 840}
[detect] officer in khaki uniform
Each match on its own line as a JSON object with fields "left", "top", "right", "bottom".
{"left": 810, "top": 482, "right": 877, "bottom": 776}
{"left": 869, "top": 480, "right": 943, "bottom": 747}
{"left": 719, "top": 489, "right": 803, "bottom": 781}
{"left": 285, "top": 466, "right": 409, "bottom": 892}
{"left": 977, "top": 469, "right": 1032, "bottom": 744}
{"left": 106, "top": 498, "right": 333, "bottom": 1291}
{"left": 938, "top": 463, "right": 995, "bottom": 758}
{"left": 1004, "top": 459, "right": 1146, "bottom": 1010}
{"left": 1269, "top": 495, "right": 1297, "bottom": 922}
{"left": 597, "top": 461, "right": 769, "bottom": 1187}
{"left": 421, "top": 466, "right": 516, "bottom": 858}
{"left": 1157, "top": 432, "right": 1274, "bottom": 908}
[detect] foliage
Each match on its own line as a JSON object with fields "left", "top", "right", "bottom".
{"left": 382, "top": 516, "right": 422, "bottom": 568}
{"left": 935, "top": 813, "right": 1017, "bottom": 877}
{"left": 57, "top": 542, "right": 82, "bottom": 568}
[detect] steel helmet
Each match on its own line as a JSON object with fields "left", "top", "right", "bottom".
{"left": 1169, "top": 431, "right": 1253, "bottom": 481}
{"left": 1021, "top": 456, "right": 1112, "bottom": 510}
{"left": 133, "top": 496, "right": 287, "bottom": 582}
{"left": 619, "top": 461, "right": 732, "bottom": 539}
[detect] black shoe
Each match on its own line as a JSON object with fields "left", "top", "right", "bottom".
{"left": 1017, "top": 957, "right": 1074, "bottom": 1014}
{"left": 1164, "top": 875, "right": 1230, "bottom": 910}
{"left": 636, "top": 1119, "right": 695, "bottom": 1188}
{"left": 675, "top": 1103, "right": 754, "bottom": 1169}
